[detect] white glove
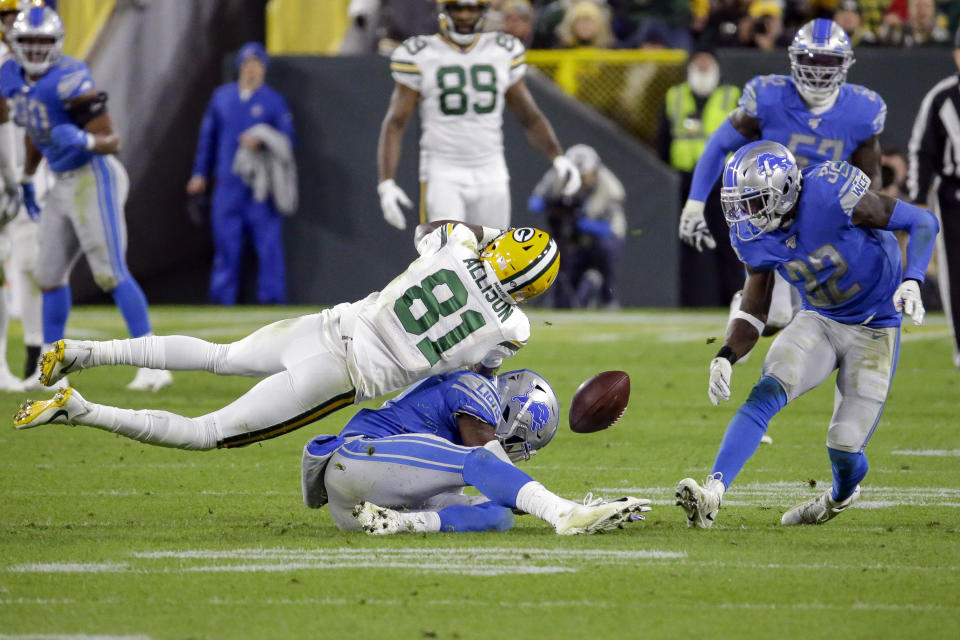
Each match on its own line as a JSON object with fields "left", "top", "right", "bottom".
{"left": 377, "top": 179, "right": 412, "bottom": 230}
{"left": 679, "top": 200, "right": 716, "bottom": 252}
{"left": 553, "top": 155, "right": 582, "bottom": 197}
{"left": 708, "top": 357, "right": 732, "bottom": 406}
{"left": 0, "top": 181, "right": 20, "bottom": 227}
{"left": 893, "top": 279, "right": 925, "bottom": 325}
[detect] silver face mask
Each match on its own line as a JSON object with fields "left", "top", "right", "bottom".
{"left": 687, "top": 64, "right": 719, "bottom": 98}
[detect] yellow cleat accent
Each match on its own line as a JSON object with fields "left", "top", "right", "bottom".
{"left": 38, "top": 340, "right": 67, "bottom": 387}
{"left": 14, "top": 387, "right": 75, "bottom": 429}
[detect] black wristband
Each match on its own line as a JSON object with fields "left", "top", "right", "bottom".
{"left": 716, "top": 345, "right": 738, "bottom": 365}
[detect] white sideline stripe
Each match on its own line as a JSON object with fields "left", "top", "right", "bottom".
{"left": 8, "top": 563, "right": 127, "bottom": 573}
{"left": 182, "top": 562, "right": 574, "bottom": 576}
{"left": 0, "top": 599, "right": 76, "bottom": 605}
{"left": 892, "top": 449, "right": 960, "bottom": 457}
{"left": 716, "top": 602, "right": 958, "bottom": 612}
{"left": 131, "top": 547, "right": 684, "bottom": 560}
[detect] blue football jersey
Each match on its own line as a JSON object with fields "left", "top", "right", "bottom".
{"left": 339, "top": 370, "right": 502, "bottom": 444}
{"left": 739, "top": 75, "right": 886, "bottom": 169}
{"left": 0, "top": 55, "right": 97, "bottom": 172}
{"left": 731, "top": 162, "right": 902, "bottom": 328}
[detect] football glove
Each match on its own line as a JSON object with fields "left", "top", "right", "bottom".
{"left": 893, "top": 279, "right": 925, "bottom": 325}
{"left": 708, "top": 357, "right": 732, "bottom": 406}
{"left": 378, "top": 179, "right": 412, "bottom": 230}
{"left": 679, "top": 200, "right": 716, "bottom": 252}
{"left": 21, "top": 182, "right": 40, "bottom": 220}
{"left": 51, "top": 123, "right": 93, "bottom": 150}
{"left": 0, "top": 181, "right": 21, "bottom": 226}
{"left": 553, "top": 155, "right": 582, "bottom": 197}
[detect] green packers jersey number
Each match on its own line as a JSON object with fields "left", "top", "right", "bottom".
{"left": 437, "top": 64, "right": 498, "bottom": 116}
{"left": 394, "top": 269, "right": 487, "bottom": 366}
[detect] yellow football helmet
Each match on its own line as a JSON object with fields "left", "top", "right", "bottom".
{"left": 480, "top": 227, "right": 559, "bottom": 303}
{"left": 437, "top": 0, "right": 490, "bottom": 46}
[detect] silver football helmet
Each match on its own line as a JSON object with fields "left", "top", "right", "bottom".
{"left": 495, "top": 369, "right": 559, "bottom": 462}
{"left": 437, "top": 0, "right": 489, "bottom": 46}
{"left": 720, "top": 141, "right": 801, "bottom": 241}
{"left": 788, "top": 19, "right": 854, "bottom": 106}
{"left": 8, "top": 5, "right": 63, "bottom": 77}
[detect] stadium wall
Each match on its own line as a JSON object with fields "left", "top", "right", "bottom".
{"left": 79, "top": 43, "right": 955, "bottom": 307}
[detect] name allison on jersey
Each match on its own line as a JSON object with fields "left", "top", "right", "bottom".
{"left": 390, "top": 32, "right": 526, "bottom": 177}
{"left": 347, "top": 223, "right": 529, "bottom": 400}
{"left": 740, "top": 74, "right": 886, "bottom": 168}
{"left": 732, "top": 162, "right": 902, "bottom": 328}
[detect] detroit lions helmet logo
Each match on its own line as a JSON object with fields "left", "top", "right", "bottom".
{"left": 756, "top": 153, "right": 792, "bottom": 175}
{"left": 511, "top": 389, "right": 551, "bottom": 433}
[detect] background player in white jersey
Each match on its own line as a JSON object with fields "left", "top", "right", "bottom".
{"left": 304, "top": 369, "right": 649, "bottom": 535}
{"left": 377, "top": 0, "right": 580, "bottom": 231}
{"left": 15, "top": 222, "right": 559, "bottom": 453}
{"left": 678, "top": 19, "right": 885, "bottom": 347}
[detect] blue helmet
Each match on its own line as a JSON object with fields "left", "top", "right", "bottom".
{"left": 788, "top": 19, "right": 854, "bottom": 106}
{"left": 9, "top": 5, "right": 63, "bottom": 76}
{"left": 495, "top": 369, "right": 559, "bottom": 462}
{"left": 235, "top": 41, "right": 268, "bottom": 70}
{"left": 721, "top": 141, "right": 802, "bottom": 241}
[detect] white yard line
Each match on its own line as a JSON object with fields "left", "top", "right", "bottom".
{"left": 891, "top": 449, "right": 960, "bottom": 456}
{"left": 0, "top": 636, "right": 149, "bottom": 640}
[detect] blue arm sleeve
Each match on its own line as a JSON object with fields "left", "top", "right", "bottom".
{"left": 191, "top": 96, "right": 219, "bottom": 178}
{"left": 886, "top": 200, "right": 940, "bottom": 282}
{"left": 687, "top": 119, "right": 750, "bottom": 203}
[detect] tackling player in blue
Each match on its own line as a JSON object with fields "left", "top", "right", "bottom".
{"left": 678, "top": 18, "right": 886, "bottom": 339}
{"left": 304, "top": 368, "right": 650, "bottom": 535}
{"left": 1, "top": 5, "right": 170, "bottom": 390}
{"left": 676, "top": 140, "right": 939, "bottom": 527}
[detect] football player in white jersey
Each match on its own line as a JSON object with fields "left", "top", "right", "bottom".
{"left": 377, "top": 0, "right": 580, "bottom": 231}
{"left": 15, "top": 223, "right": 559, "bottom": 453}
{"left": 0, "top": 0, "right": 43, "bottom": 391}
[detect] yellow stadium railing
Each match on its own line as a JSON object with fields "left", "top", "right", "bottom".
{"left": 526, "top": 48, "right": 689, "bottom": 144}
{"left": 266, "top": 0, "right": 350, "bottom": 55}
{"left": 59, "top": 0, "right": 117, "bottom": 59}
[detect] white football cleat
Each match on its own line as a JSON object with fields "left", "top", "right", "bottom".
{"left": 781, "top": 486, "right": 860, "bottom": 526}
{"left": 126, "top": 368, "right": 173, "bottom": 392}
{"left": 676, "top": 474, "right": 724, "bottom": 529}
{"left": 39, "top": 340, "right": 93, "bottom": 386}
{"left": 0, "top": 367, "right": 24, "bottom": 392}
{"left": 13, "top": 387, "right": 89, "bottom": 429}
{"left": 554, "top": 496, "right": 650, "bottom": 535}
{"left": 354, "top": 502, "right": 405, "bottom": 535}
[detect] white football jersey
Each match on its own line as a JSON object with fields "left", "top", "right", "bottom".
{"left": 346, "top": 223, "right": 529, "bottom": 400}
{"left": 390, "top": 32, "right": 526, "bottom": 180}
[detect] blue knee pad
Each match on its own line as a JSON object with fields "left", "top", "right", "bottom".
{"left": 828, "top": 448, "right": 868, "bottom": 502}
{"left": 712, "top": 375, "right": 787, "bottom": 488}
{"left": 461, "top": 448, "right": 534, "bottom": 508}
{"left": 438, "top": 501, "right": 514, "bottom": 532}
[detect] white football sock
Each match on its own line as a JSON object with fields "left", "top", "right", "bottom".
{"left": 88, "top": 335, "right": 229, "bottom": 372}
{"left": 396, "top": 511, "right": 442, "bottom": 533}
{"left": 83, "top": 401, "right": 219, "bottom": 451}
{"left": 515, "top": 481, "right": 576, "bottom": 526}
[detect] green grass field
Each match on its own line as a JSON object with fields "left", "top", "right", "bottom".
{"left": 1, "top": 306, "right": 958, "bottom": 639}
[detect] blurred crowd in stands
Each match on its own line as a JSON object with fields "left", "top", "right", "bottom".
{"left": 342, "top": 0, "right": 960, "bottom": 54}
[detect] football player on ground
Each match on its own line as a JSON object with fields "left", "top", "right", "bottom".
{"left": 377, "top": 0, "right": 580, "bottom": 231}
{"left": 2, "top": 5, "right": 171, "bottom": 390}
{"left": 676, "top": 141, "right": 938, "bottom": 527}
{"left": 303, "top": 369, "right": 649, "bottom": 535}
{"left": 15, "top": 222, "right": 560, "bottom": 453}
{"left": 678, "top": 19, "right": 887, "bottom": 348}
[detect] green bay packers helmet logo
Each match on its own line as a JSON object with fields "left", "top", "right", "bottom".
{"left": 512, "top": 227, "right": 535, "bottom": 243}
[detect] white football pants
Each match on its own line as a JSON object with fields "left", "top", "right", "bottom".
{"left": 75, "top": 305, "right": 357, "bottom": 450}
{"left": 422, "top": 176, "right": 511, "bottom": 230}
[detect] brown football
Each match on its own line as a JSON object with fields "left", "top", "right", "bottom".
{"left": 569, "top": 371, "right": 631, "bottom": 433}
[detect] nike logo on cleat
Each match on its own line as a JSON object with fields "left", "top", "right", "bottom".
{"left": 49, "top": 409, "right": 68, "bottom": 423}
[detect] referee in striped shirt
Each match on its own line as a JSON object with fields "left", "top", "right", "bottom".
{"left": 908, "top": 27, "right": 960, "bottom": 371}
